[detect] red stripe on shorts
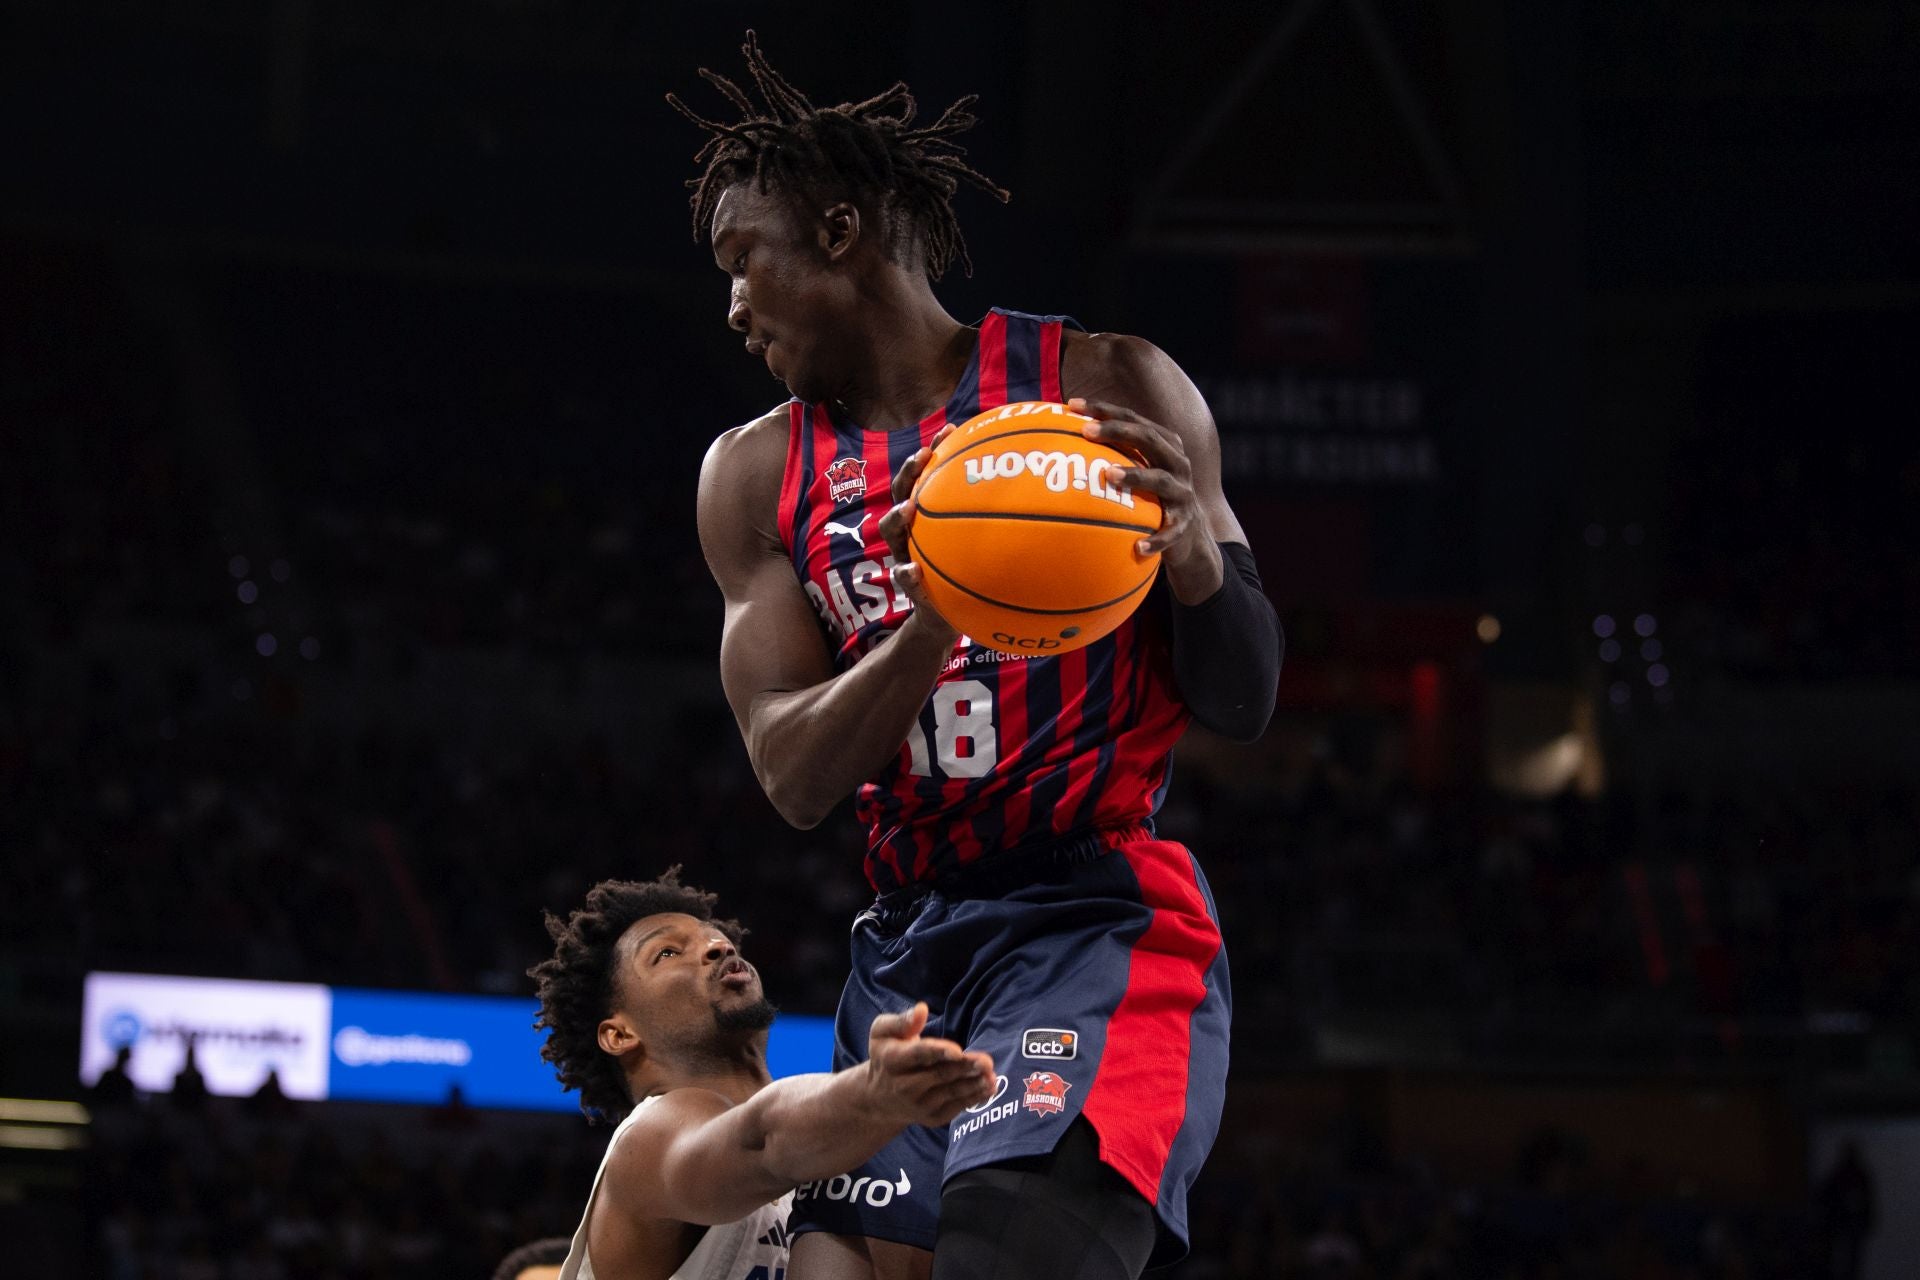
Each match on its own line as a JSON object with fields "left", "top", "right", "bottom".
{"left": 1080, "top": 840, "right": 1222, "bottom": 1205}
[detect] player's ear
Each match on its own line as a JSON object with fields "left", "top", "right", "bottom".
{"left": 820, "top": 202, "right": 860, "bottom": 263}
{"left": 598, "top": 1014, "right": 641, "bottom": 1060}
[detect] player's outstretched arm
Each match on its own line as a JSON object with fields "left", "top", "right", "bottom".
{"left": 597, "top": 1004, "right": 994, "bottom": 1228}
{"left": 1064, "top": 334, "right": 1283, "bottom": 741}
{"left": 697, "top": 415, "right": 958, "bottom": 828}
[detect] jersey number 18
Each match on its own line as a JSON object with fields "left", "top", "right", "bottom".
{"left": 904, "top": 679, "right": 997, "bottom": 779}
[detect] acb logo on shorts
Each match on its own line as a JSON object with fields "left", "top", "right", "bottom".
{"left": 1021, "top": 1027, "right": 1077, "bottom": 1060}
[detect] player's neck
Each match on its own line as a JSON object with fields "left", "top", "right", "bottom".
{"left": 630, "top": 1045, "right": 773, "bottom": 1107}
{"left": 833, "top": 284, "right": 972, "bottom": 432}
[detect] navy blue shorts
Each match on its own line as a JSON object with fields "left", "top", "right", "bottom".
{"left": 788, "top": 826, "right": 1231, "bottom": 1266}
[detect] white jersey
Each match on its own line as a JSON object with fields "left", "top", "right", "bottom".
{"left": 559, "top": 1095, "right": 793, "bottom": 1280}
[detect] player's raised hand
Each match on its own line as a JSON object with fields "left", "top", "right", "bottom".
{"left": 1069, "top": 396, "right": 1221, "bottom": 598}
{"left": 863, "top": 1001, "right": 997, "bottom": 1127}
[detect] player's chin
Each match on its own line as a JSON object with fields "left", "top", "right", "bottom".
{"left": 782, "top": 366, "right": 830, "bottom": 405}
{"left": 712, "top": 994, "right": 778, "bottom": 1034}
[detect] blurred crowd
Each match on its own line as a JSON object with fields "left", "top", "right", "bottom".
{"left": 10, "top": 626, "right": 1920, "bottom": 1072}
{"left": 83, "top": 1073, "right": 1835, "bottom": 1280}
{"left": 2, "top": 659, "right": 865, "bottom": 1014}
{"left": 1180, "top": 738, "right": 1920, "bottom": 1069}
{"left": 85, "top": 1087, "right": 599, "bottom": 1280}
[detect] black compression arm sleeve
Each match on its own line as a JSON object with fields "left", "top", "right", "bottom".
{"left": 1169, "top": 541, "right": 1282, "bottom": 742}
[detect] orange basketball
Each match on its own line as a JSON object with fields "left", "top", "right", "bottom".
{"left": 909, "top": 401, "right": 1162, "bottom": 655}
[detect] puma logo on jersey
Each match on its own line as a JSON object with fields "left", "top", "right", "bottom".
{"left": 824, "top": 514, "right": 870, "bottom": 548}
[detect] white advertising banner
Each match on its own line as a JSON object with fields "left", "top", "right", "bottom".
{"left": 80, "top": 971, "right": 332, "bottom": 1100}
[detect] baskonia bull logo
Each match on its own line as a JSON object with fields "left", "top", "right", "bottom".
{"left": 824, "top": 457, "right": 868, "bottom": 504}
{"left": 1021, "top": 1071, "right": 1072, "bottom": 1117}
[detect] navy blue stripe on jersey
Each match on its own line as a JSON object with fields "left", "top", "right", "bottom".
{"left": 1012, "top": 650, "right": 1069, "bottom": 842}
{"left": 1073, "top": 697, "right": 1124, "bottom": 831}
{"left": 889, "top": 420, "right": 955, "bottom": 864}
{"left": 947, "top": 343, "right": 984, "bottom": 421}
{"left": 1001, "top": 311, "right": 1045, "bottom": 397}
{"left": 1080, "top": 617, "right": 1154, "bottom": 830}
{"left": 1065, "top": 632, "right": 1123, "bottom": 827}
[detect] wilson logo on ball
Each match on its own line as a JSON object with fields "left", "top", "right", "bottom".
{"left": 962, "top": 450, "right": 1135, "bottom": 509}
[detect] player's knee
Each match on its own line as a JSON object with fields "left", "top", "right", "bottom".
{"left": 932, "top": 1121, "right": 1156, "bottom": 1280}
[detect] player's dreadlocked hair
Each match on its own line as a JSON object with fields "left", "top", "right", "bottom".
{"left": 667, "top": 30, "right": 1010, "bottom": 280}
{"left": 529, "top": 868, "right": 746, "bottom": 1124}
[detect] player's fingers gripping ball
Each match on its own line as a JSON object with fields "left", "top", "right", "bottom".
{"left": 907, "top": 400, "right": 1163, "bottom": 655}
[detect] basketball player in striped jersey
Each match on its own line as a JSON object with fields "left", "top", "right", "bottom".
{"left": 674, "top": 35, "right": 1281, "bottom": 1280}
{"left": 530, "top": 870, "right": 996, "bottom": 1280}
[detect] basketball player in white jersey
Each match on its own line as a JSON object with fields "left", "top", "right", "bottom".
{"left": 530, "top": 871, "right": 996, "bottom": 1280}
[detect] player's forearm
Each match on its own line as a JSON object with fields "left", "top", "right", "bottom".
{"left": 1171, "top": 541, "right": 1282, "bottom": 742}
{"left": 747, "top": 612, "right": 954, "bottom": 827}
{"left": 658, "top": 1070, "right": 909, "bottom": 1225}
{"left": 743, "top": 1066, "right": 916, "bottom": 1188}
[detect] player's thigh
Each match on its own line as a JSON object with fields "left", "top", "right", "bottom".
{"left": 933, "top": 1119, "right": 1155, "bottom": 1280}
{"left": 790, "top": 1232, "right": 932, "bottom": 1280}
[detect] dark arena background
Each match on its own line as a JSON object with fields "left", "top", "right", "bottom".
{"left": 5, "top": 2, "right": 1918, "bottom": 1277}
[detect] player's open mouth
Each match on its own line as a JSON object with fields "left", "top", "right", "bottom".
{"left": 717, "top": 958, "right": 755, "bottom": 989}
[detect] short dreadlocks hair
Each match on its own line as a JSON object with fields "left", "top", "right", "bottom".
{"left": 529, "top": 868, "right": 746, "bottom": 1124}
{"left": 667, "top": 30, "right": 1010, "bottom": 280}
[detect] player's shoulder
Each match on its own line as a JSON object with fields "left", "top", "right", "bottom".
{"left": 602, "top": 1087, "right": 737, "bottom": 1187}
{"left": 1061, "top": 329, "right": 1189, "bottom": 394}
{"left": 1061, "top": 329, "right": 1204, "bottom": 418}
{"left": 702, "top": 402, "right": 792, "bottom": 474}
{"left": 699, "top": 402, "right": 793, "bottom": 508}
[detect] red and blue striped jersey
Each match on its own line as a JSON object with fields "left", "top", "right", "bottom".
{"left": 776, "top": 309, "right": 1191, "bottom": 894}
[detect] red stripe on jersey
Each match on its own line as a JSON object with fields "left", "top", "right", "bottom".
{"left": 1094, "top": 621, "right": 1145, "bottom": 813}
{"left": 1098, "top": 621, "right": 1152, "bottom": 809}
{"left": 872, "top": 785, "right": 910, "bottom": 893}
{"left": 979, "top": 311, "right": 1008, "bottom": 406}
{"left": 802, "top": 408, "right": 841, "bottom": 582}
{"left": 777, "top": 402, "right": 809, "bottom": 557}
{"left": 868, "top": 730, "right": 921, "bottom": 893}
{"left": 1131, "top": 632, "right": 1185, "bottom": 799}
{"left": 1081, "top": 840, "right": 1222, "bottom": 1205}
{"left": 859, "top": 422, "right": 895, "bottom": 577}
{"left": 1044, "top": 645, "right": 1091, "bottom": 838}
{"left": 991, "top": 659, "right": 1032, "bottom": 840}
{"left": 1039, "top": 320, "right": 1063, "bottom": 402}
{"left": 860, "top": 423, "right": 918, "bottom": 893}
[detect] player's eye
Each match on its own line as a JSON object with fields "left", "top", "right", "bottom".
{"left": 733, "top": 251, "right": 748, "bottom": 273}
{"left": 653, "top": 947, "right": 679, "bottom": 964}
